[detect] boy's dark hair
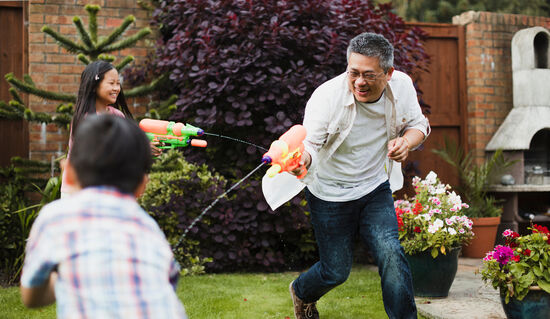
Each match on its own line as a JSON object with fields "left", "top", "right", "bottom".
{"left": 70, "top": 115, "right": 152, "bottom": 194}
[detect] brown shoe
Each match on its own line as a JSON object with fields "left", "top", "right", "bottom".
{"left": 289, "top": 281, "right": 320, "bottom": 319}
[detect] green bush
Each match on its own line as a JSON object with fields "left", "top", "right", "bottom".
{"left": 0, "top": 165, "right": 30, "bottom": 286}
{"left": 0, "top": 159, "right": 60, "bottom": 286}
{"left": 139, "top": 150, "right": 218, "bottom": 275}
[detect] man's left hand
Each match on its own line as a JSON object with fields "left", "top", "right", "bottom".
{"left": 387, "top": 137, "right": 409, "bottom": 162}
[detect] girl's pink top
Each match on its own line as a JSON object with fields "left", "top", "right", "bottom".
{"left": 61, "top": 106, "right": 126, "bottom": 193}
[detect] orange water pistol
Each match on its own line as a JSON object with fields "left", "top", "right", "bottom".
{"left": 261, "top": 125, "right": 307, "bottom": 178}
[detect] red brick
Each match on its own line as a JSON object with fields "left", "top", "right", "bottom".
{"left": 29, "top": 14, "right": 45, "bottom": 24}
{"left": 106, "top": 18, "right": 124, "bottom": 28}
{"left": 46, "top": 54, "right": 77, "bottom": 64}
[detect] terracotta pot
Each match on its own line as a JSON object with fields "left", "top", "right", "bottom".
{"left": 461, "top": 216, "right": 501, "bottom": 258}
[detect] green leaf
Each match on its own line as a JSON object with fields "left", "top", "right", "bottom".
{"left": 431, "top": 247, "right": 438, "bottom": 258}
{"left": 537, "top": 280, "right": 550, "bottom": 293}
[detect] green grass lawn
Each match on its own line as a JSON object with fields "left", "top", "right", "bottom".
{"left": 0, "top": 265, "right": 405, "bottom": 318}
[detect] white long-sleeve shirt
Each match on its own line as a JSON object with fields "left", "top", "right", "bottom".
{"left": 262, "top": 70, "right": 430, "bottom": 209}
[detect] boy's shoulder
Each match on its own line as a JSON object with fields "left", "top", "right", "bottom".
{"left": 39, "top": 187, "right": 148, "bottom": 224}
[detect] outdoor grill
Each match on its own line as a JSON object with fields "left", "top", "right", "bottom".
{"left": 485, "top": 26, "right": 550, "bottom": 236}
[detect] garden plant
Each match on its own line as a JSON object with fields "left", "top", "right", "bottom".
{"left": 481, "top": 225, "right": 550, "bottom": 303}
{"left": 395, "top": 171, "right": 475, "bottom": 258}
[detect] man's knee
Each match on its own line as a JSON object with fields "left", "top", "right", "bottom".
{"left": 320, "top": 264, "right": 351, "bottom": 286}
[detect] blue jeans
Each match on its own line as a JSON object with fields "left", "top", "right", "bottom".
{"left": 293, "top": 180, "right": 417, "bottom": 319}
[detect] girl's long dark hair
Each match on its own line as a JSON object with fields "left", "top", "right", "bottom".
{"left": 71, "top": 60, "right": 133, "bottom": 143}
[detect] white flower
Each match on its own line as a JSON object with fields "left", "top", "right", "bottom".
{"left": 448, "top": 228, "right": 457, "bottom": 235}
{"left": 428, "top": 224, "right": 439, "bottom": 233}
{"left": 445, "top": 218, "right": 454, "bottom": 225}
{"left": 433, "top": 219, "right": 444, "bottom": 228}
{"left": 425, "top": 171, "right": 438, "bottom": 185}
{"left": 447, "top": 191, "right": 463, "bottom": 207}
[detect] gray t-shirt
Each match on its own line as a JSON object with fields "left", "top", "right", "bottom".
{"left": 309, "top": 95, "right": 388, "bottom": 201}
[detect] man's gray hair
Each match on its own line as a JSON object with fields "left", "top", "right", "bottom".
{"left": 346, "top": 32, "right": 394, "bottom": 72}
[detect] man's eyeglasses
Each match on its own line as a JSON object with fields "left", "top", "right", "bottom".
{"left": 347, "top": 70, "right": 386, "bottom": 83}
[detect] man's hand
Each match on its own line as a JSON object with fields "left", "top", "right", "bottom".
{"left": 289, "top": 151, "right": 311, "bottom": 177}
{"left": 387, "top": 136, "right": 410, "bottom": 162}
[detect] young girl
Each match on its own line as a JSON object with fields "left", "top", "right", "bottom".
{"left": 61, "top": 60, "right": 158, "bottom": 197}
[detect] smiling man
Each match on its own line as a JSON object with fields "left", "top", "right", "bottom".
{"left": 288, "top": 32, "right": 430, "bottom": 319}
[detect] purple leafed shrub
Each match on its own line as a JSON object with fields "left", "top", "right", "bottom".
{"left": 151, "top": 0, "right": 428, "bottom": 170}
{"left": 144, "top": 0, "right": 429, "bottom": 271}
{"left": 140, "top": 150, "right": 316, "bottom": 272}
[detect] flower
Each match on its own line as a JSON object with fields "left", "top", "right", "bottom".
{"left": 481, "top": 225, "right": 550, "bottom": 304}
{"left": 395, "top": 171, "right": 474, "bottom": 258}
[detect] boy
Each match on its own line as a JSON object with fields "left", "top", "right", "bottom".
{"left": 20, "top": 115, "right": 187, "bottom": 318}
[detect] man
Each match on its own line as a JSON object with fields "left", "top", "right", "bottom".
{"left": 289, "top": 32, "right": 430, "bottom": 319}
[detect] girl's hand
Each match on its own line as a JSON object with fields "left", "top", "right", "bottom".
{"left": 150, "top": 141, "right": 162, "bottom": 157}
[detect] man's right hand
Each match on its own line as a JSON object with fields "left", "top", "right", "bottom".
{"left": 289, "top": 151, "right": 311, "bottom": 177}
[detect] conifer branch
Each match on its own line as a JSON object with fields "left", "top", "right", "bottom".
{"left": 96, "top": 15, "right": 136, "bottom": 51}
{"left": 124, "top": 73, "right": 167, "bottom": 97}
{"left": 6, "top": 73, "right": 76, "bottom": 102}
{"left": 115, "top": 56, "right": 134, "bottom": 71}
{"left": 97, "top": 54, "right": 116, "bottom": 63}
{"left": 73, "top": 16, "right": 94, "bottom": 49}
{"left": 77, "top": 53, "right": 90, "bottom": 65}
{"left": 8, "top": 100, "right": 26, "bottom": 113}
{"left": 23, "top": 74, "right": 34, "bottom": 86}
{"left": 41, "top": 26, "right": 88, "bottom": 54}
{"left": 102, "top": 28, "right": 151, "bottom": 53}
{"left": 85, "top": 4, "right": 100, "bottom": 43}
{"left": 9, "top": 87, "right": 24, "bottom": 105}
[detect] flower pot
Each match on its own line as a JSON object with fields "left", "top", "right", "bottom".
{"left": 405, "top": 247, "right": 460, "bottom": 298}
{"left": 461, "top": 216, "right": 501, "bottom": 258}
{"left": 500, "top": 286, "right": 550, "bottom": 319}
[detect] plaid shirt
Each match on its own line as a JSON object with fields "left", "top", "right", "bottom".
{"left": 21, "top": 187, "right": 187, "bottom": 319}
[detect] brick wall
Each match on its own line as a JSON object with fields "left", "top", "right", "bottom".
{"left": 28, "top": 0, "right": 154, "bottom": 163}
{"left": 453, "top": 11, "right": 550, "bottom": 163}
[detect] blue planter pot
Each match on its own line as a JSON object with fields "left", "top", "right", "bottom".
{"left": 500, "top": 287, "right": 550, "bottom": 319}
{"left": 405, "top": 247, "right": 460, "bottom": 298}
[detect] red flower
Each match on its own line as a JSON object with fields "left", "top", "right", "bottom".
{"left": 396, "top": 207, "right": 404, "bottom": 216}
{"left": 412, "top": 200, "right": 423, "bottom": 215}
{"left": 512, "top": 255, "right": 521, "bottom": 262}
{"left": 533, "top": 224, "right": 550, "bottom": 235}
{"left": 522, "top": 249, "right": 531, "bottom": 256}
{"left": 396, "top": 215, "right": 404, "bottom": 231}
{"left": 414, "top": 226, "right": 421, "bottom": 233}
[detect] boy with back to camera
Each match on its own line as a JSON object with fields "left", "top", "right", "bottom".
{"left": 20, "top": 115, "right": 187, "bottom": 318}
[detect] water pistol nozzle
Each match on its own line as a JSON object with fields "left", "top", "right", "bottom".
{"left": 261, "top": 156, "right": 273, "bottom": 164}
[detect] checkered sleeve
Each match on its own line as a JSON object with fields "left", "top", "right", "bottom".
{"left": 20, "top": 207, "right": 58, "bottom": 288}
